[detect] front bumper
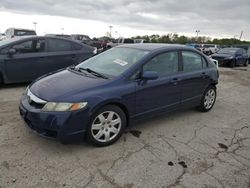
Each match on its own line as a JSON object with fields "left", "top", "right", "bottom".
{"left": 19, "top": 95, "right": 90, "bottom": 143}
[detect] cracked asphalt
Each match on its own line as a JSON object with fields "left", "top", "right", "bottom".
{"left": 0, "top": 67, "right": 250, "bottom": 188}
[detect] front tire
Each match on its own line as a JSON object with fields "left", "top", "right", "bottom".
{"left": 198, "top": 86, "right": 217, "bottom": 112}
{"left": 87, "top": 105, "right": 126, "bottom": 146}
{"left": 244, "top": 59, "right": 249, "bottom": 66}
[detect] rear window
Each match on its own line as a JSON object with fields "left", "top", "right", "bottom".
{"left": 72, "top": 43, "right": 83, "bottom": 50}
{"left": 14, "top": 30, "right": 36, "bottom": 36}
{"left": 48, "top": 39, "right": 73, "bottom": 52}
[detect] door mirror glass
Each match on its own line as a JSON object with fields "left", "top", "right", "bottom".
{"left": 142, "top": 71, "right": 159, "bottom": 80}
{"left": 8, "top": 48, "right": 16, "bottom": 55}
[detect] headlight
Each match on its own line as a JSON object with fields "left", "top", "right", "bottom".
{"left": 93, "top": 47, "right": 97, "bottom": 55}
{"left": 23, "top": 86, "right": 29, "bottom": 95}
{"left": 225, "top": 56, "right": 234, "bottom": 60}
{"left": 42, "top": 102, "right": 87, "bottom": 112}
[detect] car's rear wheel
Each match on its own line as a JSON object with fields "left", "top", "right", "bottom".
{"left": 198, "top": 86, "right": 217, "bottom": 112}
{"left": 244, "top": 59, "right": 249, "bottom": 66}
{"left": 230, "top": 60, "right": 236, "bottom": 67}
{"left": 0, "top": 75, "right": 3, "bottom": 86}
{"left": 87, "top": 105, "right": 126, "bottom": 146}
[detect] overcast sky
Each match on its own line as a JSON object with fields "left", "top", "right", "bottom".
{"left": 0, "top": 0, "right": 250, "bottom": 40}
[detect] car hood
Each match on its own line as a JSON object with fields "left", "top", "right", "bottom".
{"left": 30, "top": 70, "right": 110, "bottom": 102}
{"left": 211, "top": 53, "right": 234, "bottom": 59}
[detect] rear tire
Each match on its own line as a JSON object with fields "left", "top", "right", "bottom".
{"left": 87, "top": 105, "right": 126, "bottom": 147}
{"left": 0, "top": 75, "right": 3, "bottom": 86}
{"left": 198, "top": 86, "right": 217, "bottom": 112}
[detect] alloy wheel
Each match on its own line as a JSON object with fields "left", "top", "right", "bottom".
{"left": 91, "top": 111, "right": 122, "bottom": 143}
{"left": 204, "top": 89, "right": 216, "bottom": 110}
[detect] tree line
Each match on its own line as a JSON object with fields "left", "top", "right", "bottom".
{"left": 130, "top": 33, "right": 250, "bottom": 45}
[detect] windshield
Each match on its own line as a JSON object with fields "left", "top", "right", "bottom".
{"left": 0, "top": 38, "right": 20, "bottom": 47}
{"left": 218, "top": 48, "right": 238, "bottom": 55}
{"left": 77, "top": 47, "right": 149, "bottom": 77}
{"left": 203, "top": 45, "right": 215, "bottom": 48}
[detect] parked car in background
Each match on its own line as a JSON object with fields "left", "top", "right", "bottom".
{"left": 107, "top": 38, "right": 134, "bottom": 48}
{"left": 0, "top": 36, "right": 95, "bottom": 84}
{"left": 134, "top": 39, "right": 144, "bottom": 43}
{"left": 45, "top": 34, "right": 72, "bottom": 39}
{"left": 19, "top": 44, "right": 218, "bottom": 146}
{"left": 233, "top": 45, "right": 250, "bottom": 61}
{"left": 211, "top": 48, "right": 249, "bottom": 67}
{"left": 5, "top": 28, "right": 36, "bottom": 39}
{"left": 0, "top": 33, "right": 5, "bottom": 41}
{"left": 71, "top": 34, "right": 102, "bottom": 50}
{"left": 202, "top": 44, "right": 220, "bottom": 54}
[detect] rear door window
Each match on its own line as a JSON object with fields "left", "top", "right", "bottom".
{"left": 47, "top": 39, "right": 73, "bottom": 52}
{"left": 182, "top": 51, "right": 204, "bottom": 72}
{"left": 143, "top": 51, "right": 179, "bottom": 77}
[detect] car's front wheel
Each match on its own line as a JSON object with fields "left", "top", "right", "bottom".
{"left": 198, "top": 86, "right": 217, "bottom": 112}
{"left": 244, "top": 59, "right": 249, "bottom": 66}
{"left": 87, "top": 105, "right": 126, "bottom": 146}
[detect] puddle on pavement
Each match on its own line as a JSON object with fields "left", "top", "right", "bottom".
{"left": 125, "top": 130, "right": 142, "bottom": 138}
{"left": 168, "top": 161, "right": 174, "bottom": 166}
{"left": 178, "top": 161, "right": 188, "bottom": 168}
{"left": 218, "top": 143, "right": 228, "bottom": 150}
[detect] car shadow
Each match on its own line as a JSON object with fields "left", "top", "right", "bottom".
{"left": 0, "top": 82, "right": 30, "bottom": 89}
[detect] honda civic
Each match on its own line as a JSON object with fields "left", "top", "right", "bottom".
{"left": 19, "top": 44, "right": 219, "bottom": 146}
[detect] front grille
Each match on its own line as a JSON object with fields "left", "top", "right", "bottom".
{"left": 29, "top": 100, "right": 45, "bottom": 109}
{"left": 212, "top": 56, "right": 225, "bottom": 61}
{"left": 27, "top": 89, "right": 47, "bottom": 109}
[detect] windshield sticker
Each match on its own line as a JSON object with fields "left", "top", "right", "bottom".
{"left": 114, "top": 59, "right": 128, "bottom": 66}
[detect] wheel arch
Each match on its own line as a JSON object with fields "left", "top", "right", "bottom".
{"left": 89, "top": 100, "right": 131, "bottom": 127}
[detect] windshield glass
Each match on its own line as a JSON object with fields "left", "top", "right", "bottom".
{"left": 218, "top": 48, "right": 238, "bottom": 55}
{"left": 77, "top": 47, "right": 149, "bottom": 77}
{"left": 0, "top": 38, "right": 20, "bottom": 47}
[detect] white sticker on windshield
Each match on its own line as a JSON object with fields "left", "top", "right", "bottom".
{"left": 114, "top": 59, "right": 128, "bottom": 66}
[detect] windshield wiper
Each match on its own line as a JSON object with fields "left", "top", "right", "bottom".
{"left": 78, "top": 67, "right": 109, "bottom": 79}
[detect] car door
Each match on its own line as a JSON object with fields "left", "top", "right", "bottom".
{"left": 178, "top": 50, "right": 210, "bottom": 106}
{"left": 135, "top": 51, "right": 181, "bottom": 117}
{"left": 42, "top": 38, "right": 80, "bottom": 75}
{"left": 3, "top": 38, "right": 47, "bottom": 83}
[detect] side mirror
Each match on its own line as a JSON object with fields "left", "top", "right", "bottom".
{"left": 142, "top": 71, "right": 159, "bottom": 81}
{"left": 8, "top": 48, "right": 16, "bottom": 56}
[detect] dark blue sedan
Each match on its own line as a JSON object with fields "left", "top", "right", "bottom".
{"left": 211, "top": 47, "right": 249, "bottom": 67}
{"left": 0, "top": 36, "right": 95, "bottom": 84}
{"left": 19, "top": 44, "right": 219, "bottom": 146}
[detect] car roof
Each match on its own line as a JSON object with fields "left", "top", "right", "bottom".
{"left": 117, "top": 43, "right": 194, "bottom": 51}
{"left": 0, "top": 35, "right": 93, "bottom": 49}
{"left": 221, "top": 47, "right": 241, "bottom": 50}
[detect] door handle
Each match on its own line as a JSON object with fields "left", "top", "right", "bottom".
{"left": 201, "top": 72, "right": 207, "bottom": 79}
{"left": 170, "top": 78, "right": 180, "bottom": 86}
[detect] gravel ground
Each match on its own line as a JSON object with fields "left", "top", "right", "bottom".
{"left": 0, "top": 67, "right": 250, "bottom": 188}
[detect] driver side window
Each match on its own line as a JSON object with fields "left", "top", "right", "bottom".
{"left": 143, "top": 51, "right": 179, "bottom": 77}
{"left": 12, "top": 39, "right": 45, "bottom": 54}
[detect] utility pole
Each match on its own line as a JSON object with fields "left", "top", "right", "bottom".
{"left": 33, "top": 22, "right": 37, "bottom": 32}
{"left": 61, "top": 27, "right": 64, "bottom": 35}
{"left": 109, "top": 26, "right": 113, "bottom": 38}
{"left": 195, "top": 30, "right": 200, "bottom": 38}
